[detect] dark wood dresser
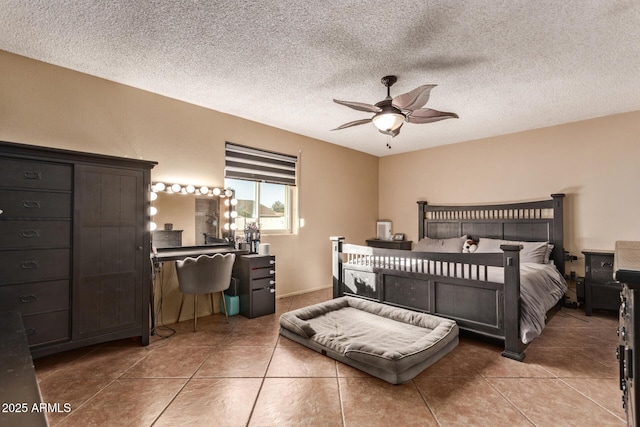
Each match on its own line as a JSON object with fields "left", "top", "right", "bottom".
{"left": 366, "top": 239, "right": 412, "bottom": 250}
{"left": 0, "top": 141, "right": 156, "bottom": 358}
{"left": 615, "top": 241, "right": 640, "bottom": 426}
{"left": 233, "top": 254, "right": 276, "bottom": 318}
{"left": 583, "top": 249, "right": 619, "bottom": 315}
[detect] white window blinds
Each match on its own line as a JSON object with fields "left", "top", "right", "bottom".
{"left": 225, "top": 142, "right": 297, "bottom": 186}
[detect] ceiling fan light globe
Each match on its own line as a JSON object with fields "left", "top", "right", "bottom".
{"left": 372, "top": 112, "right": 405, "bottom": 132}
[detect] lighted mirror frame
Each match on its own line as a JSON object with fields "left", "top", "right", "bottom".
{"left": 149, "top": 182, "right": 238, "bottom": 241}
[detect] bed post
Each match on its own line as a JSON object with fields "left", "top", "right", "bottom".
{"left": 551, "top": 193, "right": 565, "bottom": 277}
{"left": 331, "top": 236, "right": 345, "bottom": 299}
{"left": 417, "top": 201, "right": 427, "bottom": 239}
{"left": 500, "top": 244, "right": 525, "bottom": 361}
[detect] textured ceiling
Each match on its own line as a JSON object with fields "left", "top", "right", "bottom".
{"left": 1, "top": 1, "right": 639, "bottom": 157}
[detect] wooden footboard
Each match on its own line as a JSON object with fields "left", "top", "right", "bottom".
{"left": 331, "top": 237, "right": 527, "bottom": 360}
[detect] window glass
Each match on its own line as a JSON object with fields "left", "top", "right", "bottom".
{"left": 225, "top": 178, "right": 291, "bottom": 233}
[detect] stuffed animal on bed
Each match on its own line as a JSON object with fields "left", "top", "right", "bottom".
{"left": 462, "top": 239, "right": 478, "bottom": 253}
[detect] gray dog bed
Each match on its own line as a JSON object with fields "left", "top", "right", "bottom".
{"left": 279, "top": 296, "right": 459, "bottom": 384}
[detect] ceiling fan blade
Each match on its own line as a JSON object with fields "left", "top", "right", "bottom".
{"left": 406, "top": 108, "right": 459, "bottom": 124}
{"left": 333, "top": 99, "right": 381, "bottom": 113}
{"left": 379, "top": 126, "right": 401, "bottom": 138}
{"left": 331, "top": 118, "right": 372, "bottom": 131}
{"left": 392, "top": 85, "right": 436, "bottom": 111}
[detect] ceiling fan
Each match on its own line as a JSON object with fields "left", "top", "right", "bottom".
{"left": 331, "top": 75, "right": 458, "bottom": 138}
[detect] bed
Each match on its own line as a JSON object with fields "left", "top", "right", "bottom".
{"left": 331, "top": 194, "right": 567, "bottom": 361}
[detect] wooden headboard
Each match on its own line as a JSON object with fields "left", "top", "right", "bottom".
{"left": 417, "top": 194, "right": 565, "bottom": 276}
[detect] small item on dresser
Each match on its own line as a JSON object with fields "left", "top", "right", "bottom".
{"left": 164, "top": 223, "right": 173, "bottom": 230}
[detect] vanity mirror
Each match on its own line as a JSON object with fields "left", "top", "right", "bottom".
{"left": 150, "top": 182, "right": 237, "bottom": 248}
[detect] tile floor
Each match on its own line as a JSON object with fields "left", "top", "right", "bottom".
{"left": 33, "top": 288, "right": 626, "bottom": 426}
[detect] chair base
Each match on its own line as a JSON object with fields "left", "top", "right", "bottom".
{"left": 177, "top": 291, "right": 229, "bottom": 332}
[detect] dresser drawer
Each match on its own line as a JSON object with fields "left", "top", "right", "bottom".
{"left": 249, "top": 255, "right": 276, "bottom": 269}
{"left": 23, "top": 310, "right": 70, "bottom": 346}
{"left": 0, "top": 248, "right": 70, "bottom": 285}
{"left": 589, "top": 254, "right": 616, "bottom": 284}
{"left": 0, "top": 190, "right": 72, "bottom": 219}
{"left": 0, "top": 158, "right": 72, "bottom": 190}
{"left": 0, "top": 280, "right": 69, "bottom": 315}
{"left": 0, "top": 220, "right": 70, "bottom": 249}
{"left": 251, "top": 276, "right": 276, "bottom": 290}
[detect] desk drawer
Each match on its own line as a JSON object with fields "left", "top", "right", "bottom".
{"left": 0, "top": 280, "right": 69, "bottom": 315}
{"left": 251, "top": 266, "right": 276, "bottom": 280}
{"left": 0, "top": 190, "right": 72, "bottom": 219}
{"left": 23, "top": 310, "right": 70, "bottom": 346}
{"left": 250, "top": 256, "right": 276, "bottom": 269}
{"left": 251, "top": 277, "right": 276, "bottom": 290}
{"left": 0, "top": 248, "right": 70, "bottom": 285}
{"left": 0, "top": 158, "right": 71, "bottom": 190}
{"left": 0, "top": 220, "right": 70, "bottom": 249}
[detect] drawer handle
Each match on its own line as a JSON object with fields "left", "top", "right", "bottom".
{"left": 20, "top": 261, "right": 39, "bottom": 269}
{"left": 269, "top": 260, "right": 275, "bottom": 265}
{"left": 270, "top": 288, "right": 276, "bottom": 293}
{"left": 19, "top": 294, "right": 38, "bottom": 304}
{"left": 601, "top": 261, "right": 614, "bottom": 268}
{"left": 22, "top": 200, "right": 41, "bottom": 209}
{"left": 270, "top": 280, "right": 275, "bottom": 285}
{"left": 270, "top": 270, "right": 275, "bottom": 275}
{"left": 23, "top": 171, "right": 43, "bottom": 180}
{"left": 21, "top": 229, "right": 40, "bottom": 238}
{"left": 25, "top": 328, "right": 37, "bottom": 336}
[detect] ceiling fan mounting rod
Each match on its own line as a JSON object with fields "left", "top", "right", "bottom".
{"left": 381, "top": 75, "right": 397, "bottom": 97}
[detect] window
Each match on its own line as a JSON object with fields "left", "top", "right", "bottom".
{"left": 225, "top": 178, "right": 292, "bottom": 233}
{"left": 224, "top": 143, "right": 297, "bottom": 234}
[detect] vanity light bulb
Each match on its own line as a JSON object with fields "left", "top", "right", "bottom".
{"left": 231, "top": 211, "right": 238, "bottom": 218}
{"left": 149, "top": 206, "right": 158, "bottom": 216}
{"left": 224, "top": 199, "right": 230, "bottom": 206}
{"left": 171, "top": 184, "right": 181, "bottom": 193}
{"left": 200, "top": 186, "right": 209, "bottom": 195}
{"left": 224, "top": 211, "right": 230, "bottom": 218}
{"left": 150, "top": 222, "right": 157, "bottom": 231}
{"left": 224, "top": 223, "right": 230, "bottom": 230}
{"left": 150, "top": 192, "right": 158, "bottom": 201}
{"left": 186, "top": 185, "right": 195, "bottom": 194}
{"left": 230, "top": 198, "right": 238, "bottom": 206}
{"left": 212, "top": 188, "right": 221, "bottom": 196}
{"left": 230, "top": 223, "right": 237, "bottom": 230}
{"left": 224, "top": 189, "right": 233, "bottom": 197}
{"left": 154, "top": 182, "right": 166, "bottom": 192}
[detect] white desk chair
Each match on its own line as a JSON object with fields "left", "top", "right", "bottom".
{"left": 175, "top": 253, "right": 236, "bottom": 331}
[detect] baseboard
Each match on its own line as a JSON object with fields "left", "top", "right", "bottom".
{"left": 276, "top": 284, "right": 332, "bottom": 299}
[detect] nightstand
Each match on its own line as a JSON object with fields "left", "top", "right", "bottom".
{"left": 583, "top": 249, "right": 619, "bottom": 315}
{"left": 366, "top": 239, "right": 412, "bottom": 250}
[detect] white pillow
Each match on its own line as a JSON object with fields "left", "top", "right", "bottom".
{"left": 413, "top": 235, "right": 468, "bottom": 253}
{"left": 475, "top": 238, "right": 549, "bottom": 264}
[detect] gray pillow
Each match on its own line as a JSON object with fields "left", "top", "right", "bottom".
{"left": 413, "top": 235, "right": 467, "bottom": 253}
{"left": 475, "top": 237, "right": 549, "bottom": 264}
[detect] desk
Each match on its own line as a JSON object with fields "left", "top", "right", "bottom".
{"left": 153, "top": 245, "right": 247, "bottom": 262}
{"left": 151, "top": 245, "right": 248, "bottom": 330}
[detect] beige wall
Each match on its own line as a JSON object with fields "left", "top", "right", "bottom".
{"left": 379, "top": 110, "right": 640, "bottom": 276}
{"left": 0, "top": 50, "right": 379, "bottom": 323}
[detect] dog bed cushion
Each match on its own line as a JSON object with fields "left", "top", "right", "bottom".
{"left": 279, "top": 296, "right": 458, "bottom": 384}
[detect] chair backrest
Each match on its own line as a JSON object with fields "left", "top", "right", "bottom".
{"left": 175, "top": 253, "right": 236, "bottom": 295}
